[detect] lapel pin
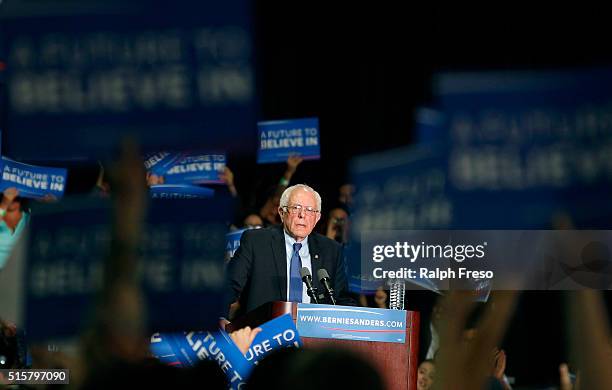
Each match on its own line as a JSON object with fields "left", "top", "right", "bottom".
{"left": 314, "top": 254, "right": 319, "bottom": 260}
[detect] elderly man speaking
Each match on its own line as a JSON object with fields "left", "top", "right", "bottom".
{"left": 225, "top": 184, "right": 351, "bottom": 318}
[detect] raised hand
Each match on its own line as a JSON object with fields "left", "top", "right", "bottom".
{"left": 286, "top": 155, "right": 304, "bottom": 175}
{"left": 432, "top": 291, "right": 518, "bottom": 390}
{"left": 230, "top": 326, "right": 262, "bottom": 356}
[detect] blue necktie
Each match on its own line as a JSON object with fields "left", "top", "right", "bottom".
{"left": 289, "top": 243, "right": 303, "bottom": 302}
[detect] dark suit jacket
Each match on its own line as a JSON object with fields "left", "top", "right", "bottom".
{"left": 226, "top": 225, "right": 352, "bottom": 317}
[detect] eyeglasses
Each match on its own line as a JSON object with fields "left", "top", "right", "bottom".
{"left": 282, "top": 204, "right": 320, "bottom": 217}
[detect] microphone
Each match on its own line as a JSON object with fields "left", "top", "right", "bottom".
{"left": 317, "top": 268, "right": 337, "bottom": 305}
{"left": 300, "top": 267, "right": 319, "bottom": 304}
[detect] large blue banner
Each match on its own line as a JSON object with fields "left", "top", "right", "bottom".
{"left": 24, "top": 197, "right": 231, "bottom": 340}
{"left": 414, "top": 70, "right": 612, "bottom": 203}
{"left": 257, "top": 118, "right": 320, "bottom": 164}
{"left": 2, "top": 0, "right": 256, "bottom": 159}
{"left": 296, "top": 304, "right": 406, "bottom": 343}
{"left": 348, "top": 70, "right": 612, "bottom": 293}
{"left": 0, "top": 157, "right": 67, "bottom": 199}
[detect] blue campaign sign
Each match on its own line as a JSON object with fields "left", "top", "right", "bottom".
{"left": 150, "top": 330, "right": 253, "bottom": 389}
{"left": 414, "top": 69, "right": 612, "bottom": 229}
{"left": 150, "top": 184, "right": 214, "bottom": 199}
{"left": 144, "top": 152, "right": 184, "bottom": 177}
{"left": 164, "top": 153, "right": 226, "bottom": 185}
{"left": 150, "top": 332, "right": 184, "bottom": 367}
{"left": 348, "top": 146, "right": 453, "bottom": 293}
{"left": 414, "top": 70, "right": 612, "bottom": 153}
{"left": 257, "top": 118, "right": 320, "bottom": 164}
{"left": 225, "top": 228, "right": 247, "bottom": 260}
{"left": 2, "top": 0, "right": 256, "bottom": 159}
{"left": 24, "top": 197, "right": 231, "bottom": 340}
{"left": 212, "top": 330, "right": 255, "bottom": 389}
{"left": 0, "top": 157, "right": 67, "bottom": 199}
{"left": 296, "top": 304, "right": 406, "bottom": 344}
{"left": 244, "top": 314, "right": 302, "bottom": 364}
{"left": 414, "top": 107, "right": 447, "bottom": 145}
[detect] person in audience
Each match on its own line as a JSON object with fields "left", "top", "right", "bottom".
{"left": 424, "top": 302, "right": 443, "bottom": 360}
{"left": 358, "top": 286, "right": 388, "bottom": 309}
{"left": 432, "top": 291, "right": 517, "bottom": 390}
{"left": 257, "top": 156, "right": 304, "bottom": 226}
{"left": 417, "top": 359, "right": 435, "bottom": 390}
{"left": 146, "top": 171, "right": 165, "bottom": 186}
{"left": 0, "top": 318, "right": 19, "bottom": 370}
{"left": 338, "top": 183, "right": 354, "bottom": 208}
{"left": 565, "top": 291, "right": 611, "bottom": 390}
{"left": 243, "top": 213, "right": 264, "bottom": 229}
{"left": 0, "top": 188, "right": 30, "bottom": 271}
{"left": 247, "top": 347, "right": 384, "bottom": 390}
{"left": 460, "top": 326, "right": 512, "bottom": 390}
{"left": 219, "top": 166, "right": 238, "bottom": 198}
{"left": 325, "top": 204, "right": 349, "bottom": 244}
{"left": 258, "top": 191, "right": 282, "bottom": 226}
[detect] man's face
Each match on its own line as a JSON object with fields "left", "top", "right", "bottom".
{"left": 279, "top": 189, "right": 321, "bottom": 241}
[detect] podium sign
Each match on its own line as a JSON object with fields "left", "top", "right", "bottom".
{"left": 296, "top": 304, "right": 406, "bottom": 343}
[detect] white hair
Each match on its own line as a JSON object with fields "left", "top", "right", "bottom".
{"left": 280, "top": 184, "right": 322, "bottom": 211}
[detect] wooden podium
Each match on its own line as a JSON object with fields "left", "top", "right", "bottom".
{"left": 227, "top": 301, "right": 420, "bottom": 390}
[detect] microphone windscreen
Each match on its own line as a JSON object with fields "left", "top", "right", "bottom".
{"left": 300, "top": 267, "right": 312, "bottom": 279}
{"left": 317, "top": 268, "right": 330, "bottom": 281}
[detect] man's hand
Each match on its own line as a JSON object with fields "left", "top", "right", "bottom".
{"left": 230, "top": 326, "right": 262, "bottom": 355}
